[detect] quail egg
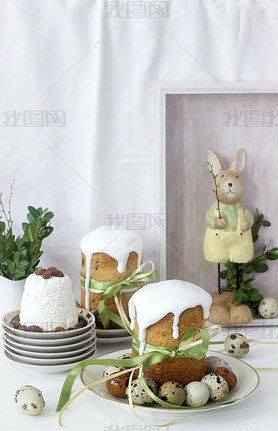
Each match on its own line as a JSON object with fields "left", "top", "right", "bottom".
{"left": 106, "top": 373, "right": 130, "bottom": 398}
{"left": 118, "top": 353, "right": 132, "bottom": 361}
{"left": 212, "top": 367, "right": 237, "bottom": 390}
{"left": 103, "top": 365, "right": 124, "bottom": 378}
{"left": 184, "top": 381, "right": 209, "bottom": 407}
{"left": 15, "top": 385, "right": 45, "bottom": 416}
{"left": 206, "top": 355, "right": 232, "bottom": 373}
{"left": 126, "top": 378, "right": 158, "bottom": 405}
{"left": 201, "top": 374, "right": 229, "bottom": 401}
{"left": 224, "top": 333, "right": 249, "bottom": 358}
{"left": 258, "top": 297, "right": 278, "bottom": 319}
{"left": 158, "top": 381, "right": 186, "bottom": 406}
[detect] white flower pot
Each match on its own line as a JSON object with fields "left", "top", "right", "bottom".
{"left": 0, "top": 276, "right": 26, "bottom": 319}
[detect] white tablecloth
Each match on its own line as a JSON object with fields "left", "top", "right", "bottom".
{"left": 1, "top": 326, "right": 278, "bottom": 431}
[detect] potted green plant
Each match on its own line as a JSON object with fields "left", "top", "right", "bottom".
{"left": 219, "top": 209, "right": 278, "bottom": 312}
{"left": 0, "top": 182, "right": 54, "bottom": 316}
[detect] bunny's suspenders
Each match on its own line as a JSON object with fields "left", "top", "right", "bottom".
{"left": 203, "top": 206, "right": 253, "bottom": 264}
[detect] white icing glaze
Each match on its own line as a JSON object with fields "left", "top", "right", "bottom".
{"left": 129, "top": 279, "right": 212, "bottom": 355}
{"left": 20, "top": 273, "right": 78, "bottom": 331}
{"left": 80, "top": 226, "right": 143, "bottom": 310}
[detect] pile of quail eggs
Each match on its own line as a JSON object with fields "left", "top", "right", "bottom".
{"left": 104, "top": 333, "right": 249, "bottom": 408}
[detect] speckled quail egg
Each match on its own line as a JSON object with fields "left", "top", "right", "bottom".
{"left": 106, "top": 373, "right": 131, "bottom": 398}
{"left": 201, "top": 374, "right": 229, "bottom": 401}
{"left": 125, "top": 378, "right": 158, "bottom": 405}
{"left": 184, "top": 381, "right": 209, "bottom": 407}
{"left": 158, "top": 381, "right": 186, "bottom": 406}
{"left": 224, "top": 333, "right": 249, "bottom": 358}
{"left": 258, "top": 297, "right": 278, "bottom": 319}
{"left": 206, "top": 355, "right": 232, "bottom": 373}
{"left": 212, "top": 367, "right": 237, "bottom": 390}
{"left": 103, "top": 365, "right": 124, "bottom": 378}
{"left": 14, "top": 385, "right": 45, "bottom": 416}
{"left": 118, "top": 353, "right": 132, "bottom": 361}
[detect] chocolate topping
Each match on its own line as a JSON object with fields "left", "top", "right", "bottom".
{"left": 34, "top": 267, "right": 64, "bottom": 278}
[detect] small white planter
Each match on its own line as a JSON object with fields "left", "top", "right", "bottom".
{"left": 0, "top": 276, "right": 26, "bottom": 319}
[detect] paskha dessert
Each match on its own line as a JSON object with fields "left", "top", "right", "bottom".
{"left": 10, "top": 267, "right": 82, "bottom": 332}
{"left": 80, "top": 226, "right": 143, "bottom": 329}
{"left": 129, "top": 280, "right": 212, "bottom": 386}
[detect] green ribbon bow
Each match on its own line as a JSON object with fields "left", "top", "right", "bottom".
{"left": 56, "top": 326, "right": 214, "bottom": 415}
{"left": 81, "top": 261, "right": 157, "bottom": 329}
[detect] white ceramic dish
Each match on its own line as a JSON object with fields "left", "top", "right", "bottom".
{"left": 3, "top": 328, "right": 96, "bottom": 346}
{"left": 3, "top": 333, "right": 96, "bottom": 352}
{"left": 4, "top": 350, "right": 97, "bottom": 374}
{"left": 2, "top": 308, "right": 95, "bottom": 339}
{"left": 4, "top": 338, "right": 96, "bottom": 359}
{"left": 96, "top": 328, "right": 130, "bottom": 338}
{"left": 5, "top": 344, "right": 96, "bottom": 366}
{"left": 96, "top": 336, "right": 132, "bottom": 344}
{"left": 81, "top": 349, "right": 259, "bottom": 422}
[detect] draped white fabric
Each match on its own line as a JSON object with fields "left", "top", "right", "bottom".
{"left": 0, "top": 0, "right": 277, "bottom": 298}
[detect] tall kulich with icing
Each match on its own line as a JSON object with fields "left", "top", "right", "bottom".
{"left": 129, "top": 279, "right": 212, "bottom": 386}
{"left": 80, "top": 226, "right": 143, "bottom": 329}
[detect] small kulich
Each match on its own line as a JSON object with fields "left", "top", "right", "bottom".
{"left": 80, "top": 226, "right": 143, "bottom": 329}
{"left": 129, "top": 280, "right": 212, "bottom": 386}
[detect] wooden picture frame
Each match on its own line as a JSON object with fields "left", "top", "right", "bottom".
{"left": 156, "top": 82, "right": 278, "bottom": 298}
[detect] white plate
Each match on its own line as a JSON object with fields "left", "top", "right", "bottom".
{"left": 2, "top": 308, "right": 95, "bottom": 339}
{"left": 3, "top": 328, "right": 96, "bottom": 346}
{"left": 96, "top": 328, "right": 130, "bottom": 338}
{"left": 81, "top": 349, "right": 259, "bottom": 421}
{"left": 4, "top": 350, "right": 97, "bottom": 374}
{"left": 5, "top": 344, "right": 96, "bottom": 366}
{"left": 4, "top": 338, "right": 96, "bottom": 359}
{"left": 97, "top": 336, "right": 132, "bottom": 344}
{"left": 3, "top": 333, "right": 96, "bottom": 352}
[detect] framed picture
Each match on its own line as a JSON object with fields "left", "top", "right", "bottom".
{"left": 156, "top": 82, "right": 278, "bottom": 298}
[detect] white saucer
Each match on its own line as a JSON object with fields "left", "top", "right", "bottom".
{"left": 4, "top": 338, "right": 96, "bottom": 359}
{"left": 3, "top": 328, "right": 96, "bottom": 346}
{"left": 5, "top": 344, "right": 96, "bottom": 366}
{"left": 81, "top": 349, "right": 259, "bottom": 422}
{"left": 4, "top": 349, "right": 97, "bottom": 374}
{"left": 3, "top": 333, "right": 96, "bottom": 352}
{"left": 96, "top": 336, "right": 132, "bottom": 344}
{"left": 2, "top": 308, "right": 95, "bottom": 339}
{"left": 96, "top": 328, "right": 130, "bottom": 338}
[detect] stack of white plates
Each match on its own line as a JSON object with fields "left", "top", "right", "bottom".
{"left": 2, "top": 308, "right": 96, "bottom": 374}
{"left": 96, "top": 327, "right": 132, "bottom": 344}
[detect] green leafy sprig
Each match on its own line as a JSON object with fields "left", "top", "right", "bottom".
{"left": 220, "top": 209, "right": 278, "bottom": 311}
{"left": 0, "top": 184, "right": 54, "bottom": 280}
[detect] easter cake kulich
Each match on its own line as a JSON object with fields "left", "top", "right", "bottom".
{"left": 80, "top": 226, "right": 143, "bottom": 329}
{"left": 129, "top": 280, "right": 212, "bottom": 386}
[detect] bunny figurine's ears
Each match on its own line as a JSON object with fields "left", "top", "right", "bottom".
{"left": 207, "top": 148, "right": 247, "bottom": 175}
{"left": 230, "top": 148, "right": 247, "bottom": 173}
{"left": 207, "top": 150, "right": 224, "bottom": 175}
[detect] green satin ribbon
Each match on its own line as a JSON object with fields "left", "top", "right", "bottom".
{"left": 132, "top": 326, "right": 210, "bottom": 360}
{"left": 56, "top": 326, "right": 210, "bottom": 413}
{"left": 80, "top": 261, "right": 157, "bottom": 329}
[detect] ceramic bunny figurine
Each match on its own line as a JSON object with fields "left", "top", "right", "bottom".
{"left": 204, "top": 148, "right": 254, "bottom": 263}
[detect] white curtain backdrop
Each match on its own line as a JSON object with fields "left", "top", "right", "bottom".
{"left": 0, "top": 0, "right": 277, "bottom": 299}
